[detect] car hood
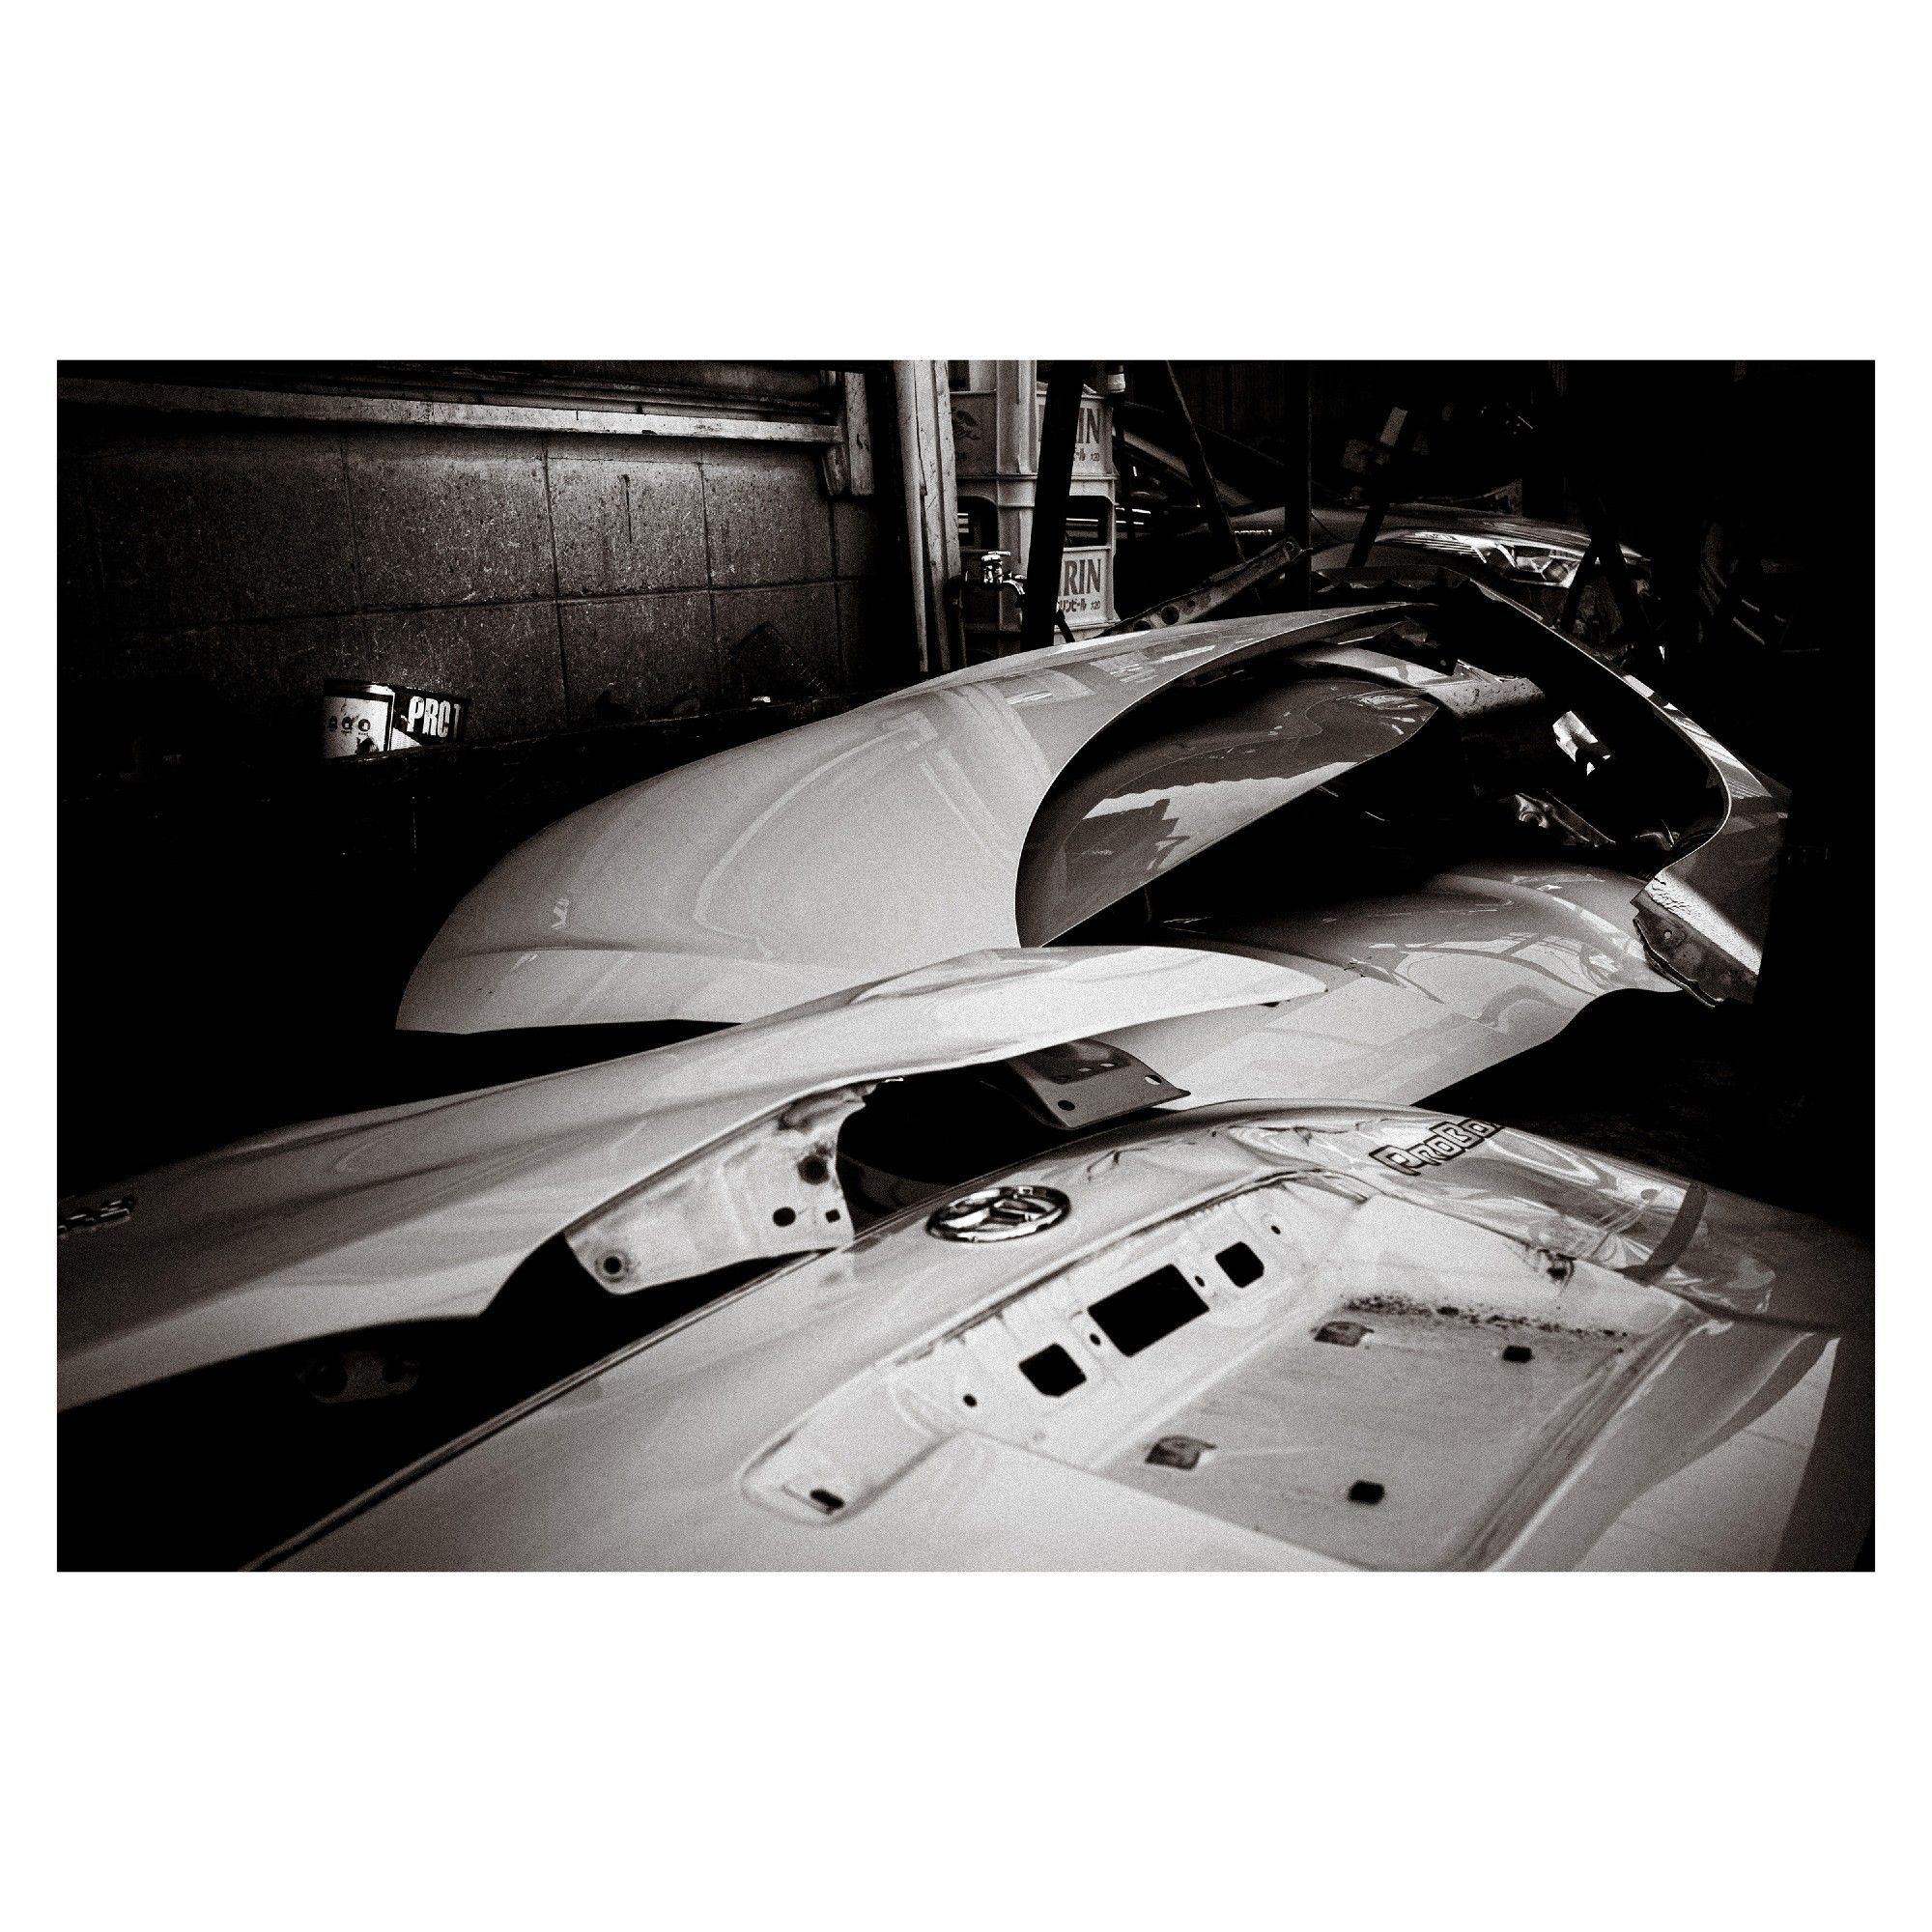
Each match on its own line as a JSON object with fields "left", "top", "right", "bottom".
{"left": 398, "top": 607, "right": 1416, "bottom": 1034}
{"left": 273, "top": 1101, "right": 1869, "bottom": 1572}
{"left": 398, "top": 594, "right": 1742, "bottom": 1037}
{"left": 58, "top": 945, "right": 1317, "bottom": 1410}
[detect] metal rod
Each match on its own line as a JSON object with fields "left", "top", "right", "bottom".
{"left": 1154, "top": 361, "right": 1245, "bottom": 571}
{"left": 1558, "top": 537, "right": 1602, "bottom": 635}
{"left": 1021, "top": 361, "right": 1086, "bottom": 653}
{"left": 1347, "top": 399, "right": 1431, "bottom": 568}
{"left": 1282, "top": 361, "right": 1313, "bottom": 608}
{"left": 1543, "top": 365, "right": 1653, "bottom": 646}
{"left": 1104, "top": 534, "right": 1303, "bottom": 634}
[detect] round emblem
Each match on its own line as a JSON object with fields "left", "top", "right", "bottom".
{"left": 925, "top": 1183, "right": 1070, "bottom": 1243}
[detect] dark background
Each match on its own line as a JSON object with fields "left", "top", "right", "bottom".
{"left": 59, "top": 360, "right": 1872, "bottom": 1244}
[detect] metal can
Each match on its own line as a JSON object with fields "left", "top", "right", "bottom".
{"left": 321, "top": 680, "right": 395, "bottom": 758}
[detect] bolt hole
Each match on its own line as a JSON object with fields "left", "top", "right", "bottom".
{"left": 1057, "top": 1099, "right": 1076, "bottom": 1112}
{"left": 600, "top": 1255, "right": 625, "bottom": 1276}
{"left": 304, "top": 1360, "right": 348, "bottom": 1400}
{"left": 797, "top": 1154, "right": 830, "bottom": 1185}
{"left": 772, "top": 1207, "right": 796, "bottom": 1227}
{"left": 961, "top": 1393, "right": 978, "bottom": 1407}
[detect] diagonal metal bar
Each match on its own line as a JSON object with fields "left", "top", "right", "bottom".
{"left": 1021, "top": 361, "right": 1088, "bottom": 652}
{"left": 1153, "top": 360, "right": 1246, "bottom": 572}
{"left": 1103, "top": 534, "right": 1303, "bottom": 633}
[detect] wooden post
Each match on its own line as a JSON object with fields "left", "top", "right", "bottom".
{"left": 893, "top": 364, "right": 931, "bottom": 674}
{"left": 892, "top": 361, "right": 964, "bottom": 675}
{"left": 820, "top": 369, "right": 876, "bottom": 499}
{"left": 928, "top": 364, "right": 962, "bottom": 667}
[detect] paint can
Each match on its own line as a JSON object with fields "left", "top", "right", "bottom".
{"left": 321, "top": 681, "right": 468, "bottom": 757}
{"left": 322, "top": 680, "right": 395, "bottom": 758}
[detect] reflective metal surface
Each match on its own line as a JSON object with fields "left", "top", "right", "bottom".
{"left": 397, "top": 609, "right": 1421, "bottom": 1032}
{"left": 1015, "top": 673, "right": 1436, "bottom": 942}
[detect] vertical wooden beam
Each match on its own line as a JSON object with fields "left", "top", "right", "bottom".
{"left": 893, "top": 361, "right": 963, "bottom": 676}
{"left": 821, "top": 369, "right": 876, "bottom": 498}
{"left": 893, "top": 362, "right": 932, "bottom": 674}
{"left": 928, "top": 364, "right": 961, "bottom": 664}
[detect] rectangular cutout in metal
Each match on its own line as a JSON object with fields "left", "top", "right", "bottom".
{"left": 1087, "top": 1265, "right": 1209, "bottom": 1358}
{"left": 1215, "top": 1240, "right": 1264, "bottom": 1288}
{"left": 1017, "top": 1343, "right": 1087, "bottom": 1398}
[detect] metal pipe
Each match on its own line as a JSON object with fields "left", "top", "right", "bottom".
{"left": 1021, "top": 361, "right": 1087, "bottom": 653}
{"left": 1155, "top": 361, "right": 1245, "bottom": 572}
{"left": 1347, "top": 399, "right": 1430, "bottom": 568}
{"left": 1282, "top": 361, "right": 1313, "bottom": 608}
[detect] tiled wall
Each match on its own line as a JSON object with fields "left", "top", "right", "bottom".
{"left": 60, "top": 410, "right": 914, "bottom": 767}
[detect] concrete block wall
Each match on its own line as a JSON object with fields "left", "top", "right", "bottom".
{"left": 60, "top": 399, "right": 915, "bottom": 776}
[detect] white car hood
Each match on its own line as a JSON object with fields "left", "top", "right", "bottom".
{"left": 397, "top": 608, "right": 1416, "bottom": 1032}
{"left": 58, "top": 945, "right": 1316, "bottom": 1410}
{"left": 274, "top": 1103, "right": 1868, "bottom": 1573}
{"left": 397, "top": 592, "right": 1779, "bottom": 1043}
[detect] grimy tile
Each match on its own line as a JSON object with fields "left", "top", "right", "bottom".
{"left": 713, "top": 583, "right": 840, "bottom": 702}
{"left": 347, "top": 429, "right": 555, "bottom": 610}
{"left": 86, "top": 613, "right": 373, "bottom": 765}
{"left": 548, "top": 446, "right": 709, "bottom": 597}
{"left": 88, "top": 427, "right": 360, "bottom": 635}
{"left": 832, "top": 496, "right": 885, "bottom": 581}
{"left": 363, "top": 601, "right": 567, "bottom": 743}
{"left": 700, "top": 449, "right": 834, "bottom": 587}
{"left": 559, "top": 592, "right": 719, "bottom": 724}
